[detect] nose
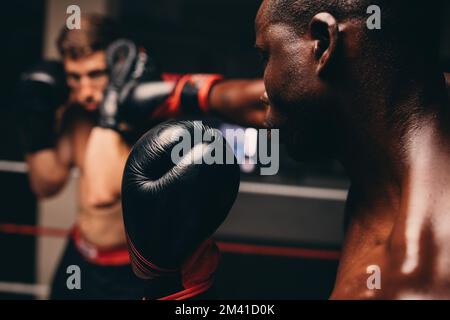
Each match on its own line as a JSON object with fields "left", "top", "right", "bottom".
{"left": 78, "top": 77, "right": 93, "bottom": 97}
{"left": 260, "top": 91, "right": 270, "bottom": 106}
{"left": 76, "top": 77, "right": 97, "bottom": 106}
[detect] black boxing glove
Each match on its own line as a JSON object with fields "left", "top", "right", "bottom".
{"left": 114, "top": 74, "right": 224, "bottom": 140}
{"left": 98, "top": 39, "right": 161, "bottom": 131}
{"left": 117, "top": 79, "right": 175, "bottom": 129}
{"left": 122, "top": 120, "right": 240, "bottom": 299}
{"left": 99, "top": 39, "right": 224, "bottom": 135}
{"left": 168, "top": 73, "right": 224, "bottom": 115}
{"left": 16, "top": 61, "right": 69, "bottom": 153}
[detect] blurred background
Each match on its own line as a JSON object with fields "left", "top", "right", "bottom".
{"left": 0, "top": 0, "right": 449, "bottom": 300}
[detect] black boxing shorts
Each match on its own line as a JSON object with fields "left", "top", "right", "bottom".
{"left": 49, "top": 225, "right": 145, "bottom": 300}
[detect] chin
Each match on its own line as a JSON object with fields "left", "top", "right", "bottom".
{"left": 267, "top": 100, "right": 338, "bottom": 161}
{"left": 285, "top": 138, "right": 326, "bottom": 162}
{"left": 265, "top": 104, "right": 290, "bottom": 132}
{"left": 283, "top": 119, "right": 337, "bottom": 162}
{"left": 83, "top": 104, "right": 99, "bottom": 112}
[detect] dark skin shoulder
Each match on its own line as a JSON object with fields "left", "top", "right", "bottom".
{"left": 256, "top": 0, "right": 450, "bottom": 299}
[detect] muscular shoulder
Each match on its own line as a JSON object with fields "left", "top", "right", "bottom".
{"left": 385, "top": 207, "right": 450, "bottom": 299}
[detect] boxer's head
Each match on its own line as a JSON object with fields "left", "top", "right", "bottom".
{"left": 256, "top": 0, "right": 443, "bottom": 161}
{"left": 57, "top": 14, "right": 120, "bottom": 111}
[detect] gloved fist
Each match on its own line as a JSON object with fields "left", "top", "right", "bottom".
{"left": 98, "top": 39, "right": 161, "bottom": 131}
{"left": 98, "top": 39, "right": 224, "bottom": 139}
{"left": 16, "top": 61, "right": 69, "bottom": 153}
{"left": 122, "top": 121, "right": 240, "bottom": 286}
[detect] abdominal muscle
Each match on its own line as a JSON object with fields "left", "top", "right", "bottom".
{"left": 70, "top": 119, "right": 130, "bottom": 249}
{"left": 77, "top": 196, "right": 127, "bottom": 248}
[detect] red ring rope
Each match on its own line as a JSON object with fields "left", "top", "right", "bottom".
{"left": 0, "top": 223, "right": 341, "bottom": 261}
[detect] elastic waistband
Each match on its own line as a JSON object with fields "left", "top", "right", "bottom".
{"left": 71, "top": 226, "right": 131, "bottom": 266}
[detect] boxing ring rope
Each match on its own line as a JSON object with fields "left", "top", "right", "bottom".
{"left": 0, "top": 160, "right": 28, "bottom": 174}
{"left": 0, "top": 222, "right": 341, "bottom": 298}
{"left": 239, "top": 182, "right": 348, "bottom": 201}
{"left": 0, "top": 282, "right": 49, "bottom": 299}
{"left": 0, "top": 223, "right": 341, "bottom": 260}
{"left": 0, "top": 160, "right": 343, "bottom": 298}
{"left": 0, "top": 161, "right": 348, "bottom": 200}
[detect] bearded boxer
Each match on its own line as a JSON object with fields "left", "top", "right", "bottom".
{"left": 256, "top": 0, "right": 450, "bottom": 299}
{"left": 17, "top": 14, "right": 265, "bottom": 299}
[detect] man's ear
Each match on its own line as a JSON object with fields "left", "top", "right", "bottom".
{"left": 309, "top": 12, "right": 339, "bottom": 76}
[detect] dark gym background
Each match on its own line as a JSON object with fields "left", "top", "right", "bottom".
{"left": 0, "top": 0, "right": 449, "bottom": 299}
{"left": 0, "top": 0, "right": 45, "bottom": 299}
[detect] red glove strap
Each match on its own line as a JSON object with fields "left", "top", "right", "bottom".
{"left": 194, "top": 74, "right": 224, "bottom": 112}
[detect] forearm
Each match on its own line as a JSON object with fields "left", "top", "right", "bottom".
{"left": 26, "top": 146, "right": 71, "bottom": 198}
{"left": 112, "top": 77, "right": 268, "bottom": 130}
{"left": 208, "top": 79, "right": 267, "bottom": 128}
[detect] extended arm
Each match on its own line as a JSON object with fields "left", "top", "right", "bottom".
{"left": 208, "top": 79, "right": 267, "bottom": 128}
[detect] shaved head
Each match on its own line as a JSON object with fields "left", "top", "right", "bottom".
{"left": 255, "top": 0, "right": 446, "bottom": 161}
{"left": 263, "top": 0, "right": 443, "bottom": 66}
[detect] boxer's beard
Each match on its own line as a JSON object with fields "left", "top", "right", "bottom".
{"left": 267, "top": 100, "right": 338, "bottom": 162}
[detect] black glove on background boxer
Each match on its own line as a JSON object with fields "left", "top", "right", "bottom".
{"left": 99, "top": 39, "right": 224, "bottom": 137}
{"left": 98, "top": 39, "right": 162, "bottom": 131}
{"left": 122, "top": 120, "right": 240, "bottom": 299}
{"left": 16, "top": 61, "right": 69, "bottom": 153}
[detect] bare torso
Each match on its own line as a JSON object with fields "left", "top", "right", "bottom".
{"left": 66, "top": 108, "right": 131, "bottom": 248}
